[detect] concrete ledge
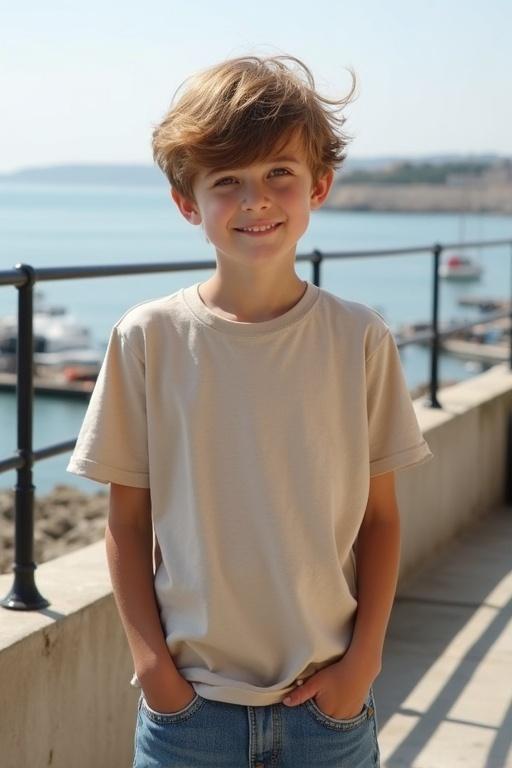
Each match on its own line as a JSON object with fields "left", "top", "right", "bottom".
{"left": 0, "top": 362, "right": 511, "bottom": 767}
{"left": 0, "top": 542, "right": 137, "bottom": 768}
{"left": 396, "top": 361, "right": 512, "bottom": 586}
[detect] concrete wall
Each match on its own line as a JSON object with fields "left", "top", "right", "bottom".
{"left": 0, "top": 544, "right": 137, "bottom": 768}
{"left": 0, "top": 362, "right": 511, "bottom": 768}
{"left": 396, "top": 361, "right": 512, "bottom": 586}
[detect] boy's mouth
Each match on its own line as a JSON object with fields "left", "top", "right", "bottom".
{"left": 234, "top": 222, "right": 283, "bottom": 236}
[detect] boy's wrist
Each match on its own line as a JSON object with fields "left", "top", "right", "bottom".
{"left": 343, "top": 643, "right": 382, "bottom": 679}
{"left": 137, "top": 659, "right": 185, "bottom": 688}
{"left": 135, "top": 650, "right": 183, "bottom": 684}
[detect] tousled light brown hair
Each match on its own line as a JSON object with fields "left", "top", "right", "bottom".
{"left": 151, "top": 54, "right": 358, "bottom": 202}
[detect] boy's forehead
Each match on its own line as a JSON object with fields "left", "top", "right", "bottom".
{"left": 198, "top": 130, "right": 308, "bottom": 179}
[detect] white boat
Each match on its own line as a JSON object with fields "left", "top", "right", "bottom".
{"left": 438, "top": 254, "right": 483, "bottom": 280}
{"left": 0, "top": 290, "right": 104, "bottom": 375}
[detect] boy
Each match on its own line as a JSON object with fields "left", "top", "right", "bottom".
{"left": 67, "top": 54, "right": 434, "bottom": 767}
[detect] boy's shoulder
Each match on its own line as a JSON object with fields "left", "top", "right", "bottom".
{"left": 114, "top": 287, "right": 183, "bottom": 326}
{"left": 319, "top": 285, "right": 389, "bottom": 326}
{"left": 110, "top": 287, "right": 185, "bottom": 356}
{"left": 317, "top": 286, "right": 392, "bottom": 357}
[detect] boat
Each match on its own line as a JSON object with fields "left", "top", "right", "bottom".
{"left": 438, "top": 254, "right": 483, "bottom": 280}
{"left": 0, "top": 290, "right": 104, "bottom": 377}
{"left": 395, "top": 317, "right": 464, "bottom": 345}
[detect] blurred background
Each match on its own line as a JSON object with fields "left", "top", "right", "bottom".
{"left": 1, "top": 4, "right": 511, "bottom": 767}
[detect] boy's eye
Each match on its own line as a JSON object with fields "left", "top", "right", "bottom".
{"left": 214, "top": 168, "right": 291, "bottom": 186}
{"left": 214, "top": 177, "right": 235, "bottom": 187}
{"left": 270, "top": 168, "right": 291, "bottom": 178}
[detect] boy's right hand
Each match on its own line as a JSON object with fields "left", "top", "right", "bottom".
{"left": 140, "top": 671, "right": 198, "bottom": 715}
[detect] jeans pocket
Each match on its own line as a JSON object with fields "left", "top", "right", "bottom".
{"left": 304, "top": 687, "right": 375, "bottom": 731}
{"left": 140, "top": 691, "right": 205, "bottom": 725}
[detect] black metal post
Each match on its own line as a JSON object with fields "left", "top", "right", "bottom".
{"left": 507, "top": 246, "right": 512, "bottom": 504}
{"left": 1, "top": 264, "right": 50, "bottom": 610}
{"left": 311, "top": 249, "right": 323, "bottom": 287}
{"left": 424, "top": 244, "right": 443, "bottom": 409}
{"left": 510, "top": 244, "right": 512, "bottom": 371}
{"left": 506, "top": 411, "right": 512, "bottom": 505}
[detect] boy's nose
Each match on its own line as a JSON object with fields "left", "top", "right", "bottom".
{"left": 240, "top": 182, "right": 271, "bottom": 210}
{"left": 241, "top": 197, "right": 271, "bottom": 211}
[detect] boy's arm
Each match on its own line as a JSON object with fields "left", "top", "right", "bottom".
{"left": 105, "top": 483, "right": 195, "bottom": 710}
{"left": 346, "top": 469, "right": 401, "bottom": 674}
{"left": 281, "top": 469, "right": 401, "bottom": 714}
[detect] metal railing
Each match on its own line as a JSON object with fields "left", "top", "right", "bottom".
{"left": 1, "top": 238, "right": 511, "bottom": 611}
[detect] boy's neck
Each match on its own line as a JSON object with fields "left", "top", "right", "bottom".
{"left": 197, "top": 272, "right": 308, "bottom": 323}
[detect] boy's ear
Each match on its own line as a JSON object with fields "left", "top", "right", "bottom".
{"left": 310, "top": 169, "right": 335, "bottom": 211}
{"left": 170, "top": 187, "right": 202, "bottom": 225}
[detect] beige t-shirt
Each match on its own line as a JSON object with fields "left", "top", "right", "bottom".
{"left": 66, "top": 279, "right": 434, "bottom": 706}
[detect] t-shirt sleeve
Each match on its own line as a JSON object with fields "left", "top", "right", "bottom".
{"left": 66, "top": 325, "right": 150, "bottom": 487}
{"left": 366, "top": 329, "right": 434, "bottom": 477}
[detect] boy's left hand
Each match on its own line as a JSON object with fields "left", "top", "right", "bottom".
{"left": 282, "top": 652, "right": 377, "bottom": 720}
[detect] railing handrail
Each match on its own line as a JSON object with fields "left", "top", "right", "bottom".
{"left": 0, "top": 237, "right": 510, "bottom": 287}
{"left": 1, "top": 236, "right": 511, "bottom": 610}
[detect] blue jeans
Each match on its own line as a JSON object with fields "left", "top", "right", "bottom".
{"left": 133, "top": 685, "right": 380, "bottom": 767}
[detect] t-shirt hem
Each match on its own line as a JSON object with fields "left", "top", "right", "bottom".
{"left": 192, "top": 683, "right": 295, "bottom": 705}
{"left": 66, "top": 457, "right": 150, "bottom": 488}
{"left": 369, "top": 440, "right": 434, "bottom": 476}
{"left": 130, "top": 672, "right": 303, "bottom": 706}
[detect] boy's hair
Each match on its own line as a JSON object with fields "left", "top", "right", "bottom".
{"left": 151, "top": 54, "right": 357, "bottom": 203}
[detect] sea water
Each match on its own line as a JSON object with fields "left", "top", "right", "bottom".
{"left": 1, "top": 182, "right": 511, "bottom": 494}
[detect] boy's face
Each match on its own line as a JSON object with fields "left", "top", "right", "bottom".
{"left": 171, "top": 129, "right": 334, "bottom": 272}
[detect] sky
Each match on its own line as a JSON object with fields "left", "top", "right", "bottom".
{"left": 1, "top": 0, "right": 510, "bottom": 173}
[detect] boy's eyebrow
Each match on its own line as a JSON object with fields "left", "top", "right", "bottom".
{"left": 204, "top": 156, "right": 301, "bottom": 179}
{"left": 269, "top": 155, "right": 301, "bottom": 163}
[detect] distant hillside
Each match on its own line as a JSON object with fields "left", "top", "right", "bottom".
{"left": 327, "top": 155, "right": 512, "bottom": 213}
{"left": 340, "top": 152, "right": 504, "bottom": 178}
{"left": 339, "top": 160, "right": 493, "bottom": 185}
{"left": 0, "top": 164, "right": 167, "bottom": 187}
{"left": 0, "top": 153, "right": 506, "bottom": 187}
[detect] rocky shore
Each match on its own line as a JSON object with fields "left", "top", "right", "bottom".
{"left": 0, "top": 484, "right": 108, "bottom": 575}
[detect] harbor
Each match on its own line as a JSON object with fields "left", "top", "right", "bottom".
{"left": 0, "top": 288, "right": 101, "bottom": 399}
{"left": 397, "top": 296, "right": 511, "bottom": 366}
{"left": 0, "top": 370, "right": 95, "bottom": 398}
{"left": 1, "top": 293, "right": 509, "bottom": 399}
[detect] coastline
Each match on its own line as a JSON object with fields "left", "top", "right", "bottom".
{"left": 325, "top": 182, "right": 512, "bottom": 215}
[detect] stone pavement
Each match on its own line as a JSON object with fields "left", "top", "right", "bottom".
{"left": 374, "top": 505, "right": 512, "bottom": 768}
